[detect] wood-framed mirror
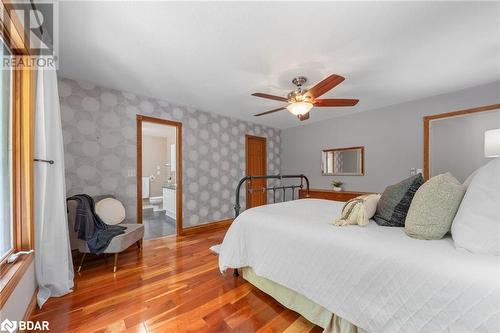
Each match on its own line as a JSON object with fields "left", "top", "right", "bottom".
{"left": 423, "top": 103, "right": 500, "bottom": 181}
{"left": 321, "top": 146, "right": 364, "bottom": 176}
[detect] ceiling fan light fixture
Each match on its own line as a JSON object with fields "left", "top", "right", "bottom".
{"left": 286, "top": 101, "right": 313, "bottom": 116}
{"left": 252, "top": 74, "right": 357, "bottom": 121}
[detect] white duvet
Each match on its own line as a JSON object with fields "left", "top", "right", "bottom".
{"left": 219, "top": 199, "right": 500, "bottom": 333}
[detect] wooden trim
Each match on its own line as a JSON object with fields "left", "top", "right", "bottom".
{"left": 136, "top": 115, "right": 183, "bottom": 235}
{"left": 11, "top": 63, "right": 35, "bottom": 251}
{"left": 0, "top": 253, "right": 33, "bottom": 308}
{"left": 361, "top": 146, "right": 365, "bottom": 175}
{"left": 423, "top": 103, "right": 500, "bottom": 122}
{"left": 136, "top": 116, "right": 142, "bottom": 228}
{"left": 17, "top": 66, "right": 35, "bottom": 250}
{"left": 298, "top": 188, "right": 373, "bottom": 202}
{"left": 423, "top": 118, "right": 430, "bottom": 181}
{"left": 0, "top": 1, "right": 31, "bottom": 55}
{"left": 321, "top": 146, "right": 365, "bottom": 176}
{"left": 181, "top": 218, "right": 233, "bottom": 236}
{"left": 423, "top": 103, "right": 500, "bottom": 180}
{"left": 177, "top": 122, "right": 183, "bottom": 235}
{"left": 245, "top": 135, "right": 267, "bottom": 208}
{"left": 322, "top": 145, "right": 364, "bottom": 152}
{"left": 0, "top": 4, "right": 36, "bottom": 305}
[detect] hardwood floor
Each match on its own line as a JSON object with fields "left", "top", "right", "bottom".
{"left": 30, "top": 228, "right": 322, "bottom": 333}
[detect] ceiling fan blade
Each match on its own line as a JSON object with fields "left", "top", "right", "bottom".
{"left": 307, "top": 75, "right": 345, "bottom": 99}
{"left": 254, "top": 106, "right": 287, "bottom": 117}
{"left": 251, "top": 93, "right": 288, "bottom": 102}
{"left": 298, "top": 113, "right": 310, "bottom": 121}
{"left": 314, "top": 98, "right": 359, "bottom": 107}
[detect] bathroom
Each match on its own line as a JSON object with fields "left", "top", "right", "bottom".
{"left": 141, "top": 121, "right": 177, "bottom": 239}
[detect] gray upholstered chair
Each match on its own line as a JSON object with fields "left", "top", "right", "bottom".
{"left": 67, "top": 195, "right": 144, "bottom": 272}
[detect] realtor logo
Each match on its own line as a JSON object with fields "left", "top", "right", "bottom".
{"left": 0, "top": 319, "right": 17, "bottom": 333}
{"left": 0, "top": 319, "right": 49, "bottom": 332}
{"left": 1, "top": 0, "right": 59, "bottom": 69}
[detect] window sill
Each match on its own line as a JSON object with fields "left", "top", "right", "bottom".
{"left": 0, "top": 252, "right": 34, "bottom": 308}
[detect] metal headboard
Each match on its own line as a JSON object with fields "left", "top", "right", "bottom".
{"left": 234, "top": 174, "right": 310, "bottom": 217}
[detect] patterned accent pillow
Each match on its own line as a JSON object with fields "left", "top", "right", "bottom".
{"left": 373, "top": 174, "right": 424, "bottom": 227}
{"left": 333, "top": 194, "right": 381, "bottom": 226}
{"left": 405, "top": 173, "right": 465, "bottom": 240}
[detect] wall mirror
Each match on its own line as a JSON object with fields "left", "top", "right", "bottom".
{"left": 424, "top": 104, "right": 500, "bottom": 181}
{"left": 321, "top": 146, "right": 364, "bottom": 176}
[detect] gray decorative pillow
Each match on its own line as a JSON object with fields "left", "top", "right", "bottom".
{"left": 405, "top": 173, "right": 465, "bottom": 240}
{"left": 373, "top": 174, "right": 423, "bottom": 227}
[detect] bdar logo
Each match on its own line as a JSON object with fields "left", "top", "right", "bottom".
{"left": 0, "top": 319, "right": 17, "bottom": 333}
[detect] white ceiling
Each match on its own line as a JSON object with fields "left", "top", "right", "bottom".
{"left": 58, "top": 1, "right": 500, "bottom": 129}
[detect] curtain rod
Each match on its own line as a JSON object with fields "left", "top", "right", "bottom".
{"left": 34, "top": 158, "right": 54, "bottom": 165}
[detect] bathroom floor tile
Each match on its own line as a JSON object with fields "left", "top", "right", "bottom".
{"left": 143, "top": 211, "right": 176, "bottom": 239}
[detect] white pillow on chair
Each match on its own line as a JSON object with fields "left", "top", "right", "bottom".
{"left": 451, "top": 158, "right": 500, "bottom": 255}
{"left": 95, "top": 198, "right": 126, "bottom": 225}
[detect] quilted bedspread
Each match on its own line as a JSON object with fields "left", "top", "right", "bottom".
{"left": 219, "top": 199, "right": 500, "bottom": 333}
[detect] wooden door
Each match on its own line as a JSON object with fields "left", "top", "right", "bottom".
{"left": 246, "top": 135, "right": 267, "bottom": 209}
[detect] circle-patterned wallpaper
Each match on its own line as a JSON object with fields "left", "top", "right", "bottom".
{"left": 59, "top": 78, "right": 282, "bottom": 227}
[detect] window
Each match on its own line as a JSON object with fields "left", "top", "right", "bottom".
{"left": 0, "top": 2, "right": 36, "bottom": 308}
{"left": 0, "top": 38, "right": 13, "bottom": 261}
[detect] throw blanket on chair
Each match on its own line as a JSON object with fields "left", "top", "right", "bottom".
{"left": 67, "top": 194, "right": 126, "bottom": 254}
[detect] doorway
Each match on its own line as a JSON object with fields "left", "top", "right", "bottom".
{"left": 246, "top": 135, "right": 267, "bottom": 209}
{"left": 137, "top": 115, "right": 182, "bottom": 238}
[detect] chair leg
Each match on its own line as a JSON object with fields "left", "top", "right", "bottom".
{"left": 78, "top": 253, "right": 86, "bottom": 273}
{"left": 113, "top": 253, "right": 118, "bottom": 273}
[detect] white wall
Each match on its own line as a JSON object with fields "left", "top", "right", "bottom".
{"left": 281, "top": 81, "right": 500, "bottom": 193}
{"left": 0, "top": 261, "right": 36, "bottom": 330}
{"left": 430, "top": 110, "right": 500, "bottom": 182}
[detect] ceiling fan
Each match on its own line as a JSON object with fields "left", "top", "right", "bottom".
{"left": 252, "top": 74, "right": 358, "bottom": 121}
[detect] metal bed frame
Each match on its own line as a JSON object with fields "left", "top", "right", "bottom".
{"left": 234, "top": 174, "right": 310, "bottom": 217}
{"left": 232, "top": 174, "right": 310, "bottom": 276}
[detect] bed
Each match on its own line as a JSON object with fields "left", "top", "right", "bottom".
{"left": 218, "top": 198, "right": 500, "bottom": 333}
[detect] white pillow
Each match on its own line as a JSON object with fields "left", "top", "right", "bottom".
{"left": 462, "top": 169, "right": 478, "bottom": 188}
{"left": 95, "top": 198, "right": 126, "bottom": 225}
{"left": 451, "top": 158, "right": 500, "bottom": 255}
